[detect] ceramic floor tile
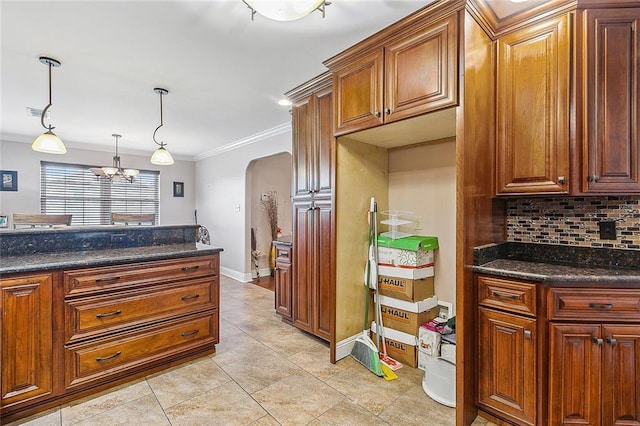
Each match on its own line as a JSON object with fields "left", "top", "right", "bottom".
{"left": 219, "top": 348, "right": 306, "bottom": 394}
{"left": 164, "top": 381, "right": 266, "bottom": 426}
{"left": 5, "top": 407, "right": 61, "bottom": 426}
{"left": 146, "top": 356, "right": 232, "bottom": 409}
{"left": 378, "top": 382, "right": 455, "bottom": 426}
{"left": 211, "top": 332, "right": 275, "bottom": 367}
{"left": 248, "top": 413, "right": 282, "bottom": 425}
{"left": 286, "top": 341, "right": 344, "bottom": 381}
{"left": 307, "top": 400, "right": 391, "bottom": 425}
{"left": 60, "top": 379, "right": 151, "bottom": 425}
{"left": 71, "top": 393, "right": 169, "bottom": 426}
{"left": 254, "top": 326, "right": 326, "bottom": 356}
{"left": 219, "top": 318, "right": 245, "bottom": 338}
{"left": 252, "top": 373, "right": 346, "bottom": 425}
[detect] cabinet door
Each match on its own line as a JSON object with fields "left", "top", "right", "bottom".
{"left": 1, "top": 274, "right": 54, "bottom": 407}
{"left": 292, "top": 200, "right": 314, "bottom": 333}
{"left": 549, "top": 323, "right": 602, "bottom": 426}
{"left": 315, "top": 86, "right": 334, "bottom": 197}
{"left": 602, "top": 324, "right": 640, "bottom": 425}
{"left": 477, "top": 307, "right": 537, "bottom": 425}
{"left": 333, "top": 49, "right": 384, "bottom": 135}
{"left": 578, "top": 8, "right": 640, "bottom": 193}
{"left": 384, "top": 12, "right": 458, "bottom": 123}
{"left": 313, "top": 198, "right": 333, "bottom": 342}
{"left": 496, "top": 14, "right": 570, "bottom": 195}
{"left": 292, "top": 95, "right": 314, "bottom": 196}
{"left": 274, "top": 245, "right": 292, "bottom": 320}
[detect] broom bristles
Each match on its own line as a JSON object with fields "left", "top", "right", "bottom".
{"left": 351, "top": 332, "right": 383, "bottom": 377}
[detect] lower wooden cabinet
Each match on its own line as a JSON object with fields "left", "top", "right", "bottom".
{"left": 274, "top": 243, "right": 293, "bottom": 321}
{"left": 0, "top": 273, "right": 56, "bottom": 410}
{"left": 548, "top": 287, "right": 640, "bottom": 426}
{"left": 1, "top": 253, "right": 220, "bottom": 423}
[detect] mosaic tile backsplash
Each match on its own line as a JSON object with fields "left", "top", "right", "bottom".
{"left": 507, "top": 196, "right": 640, "bottom": 250}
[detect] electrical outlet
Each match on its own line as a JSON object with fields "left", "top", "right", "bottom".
{"left": 599, "top": 220, "right": 617, "bottom": 240}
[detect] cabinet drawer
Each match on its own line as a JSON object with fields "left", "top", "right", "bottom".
{"left": 275, "top": 245, "right": 292, "bottom": 263}
{"left": 64, "top": 255, "right": 218, "bottom": 297}
{"left": 65, "top": 310, "right": 218, "bottom": 389}
{"left": 477, "top": 275, "right": 537, "bottom": 316}
{"left": 65, "top": 277, "right": 218, "bottom": 343}
{"left": 549, "top": 288, "right": 640, "bottom": 321}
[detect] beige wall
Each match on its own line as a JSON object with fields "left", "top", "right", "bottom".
{"left": 388, "top": 138, "right": 457, "bottom": 312}
{"left": 0, "top": 139, "right": 196, "bottom": 225}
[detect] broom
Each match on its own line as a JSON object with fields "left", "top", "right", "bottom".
{"left": 350, "top": 233, "right": 383, "bottom": 377}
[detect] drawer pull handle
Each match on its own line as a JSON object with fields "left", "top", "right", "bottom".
{"left": 588, "top": 303, "right": 613, "bottom": 310}
{"left": 181, "top": 266, "right": 200, "bottom": 272}
{"left": 524, "top": 329, "right": 532, "bottom": 339}
{"left": 592, "top": 337, "right": 603, "bottom": 346}
{"left": 96, "top": 351, "right": 122, "bottom": 362}
{"left": 181, "top": 329, "right": 200, "bottom": 338}
{"left": 96, "top": 309, "right": 122, "bottom": 319}
{"left": 492, "top": 291, "right": 519, "bottom": 300}
{"left": 606, "top": 337, "right": 618, "bottom": 346}
{"left": 181, "top": 294, "right": 200, "bottom": 301}
{"left": 95, "top": 276, "right": 120, "bottom": 283}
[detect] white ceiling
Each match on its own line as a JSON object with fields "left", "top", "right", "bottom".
{"left": 0, "top": 0, "right": 432, "bottom": 161}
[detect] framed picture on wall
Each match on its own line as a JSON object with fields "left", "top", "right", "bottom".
{"left": 0, "top": 170, "right": 17, "bottom": 191}
{"left": 0, "top": 215, "right": 7, "bottom": 228}
{"left": 173, "top": 181, "right": 184, "bottom": 197}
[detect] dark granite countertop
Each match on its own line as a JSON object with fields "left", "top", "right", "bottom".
{"left": 0, "top": 243, "right": 223, "bottom": 275}
{"left": 473, "top": 242, "right": 640, "bottom": 284}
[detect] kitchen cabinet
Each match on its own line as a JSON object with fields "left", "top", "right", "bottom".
{"left": 328, "top": 12, "right": 459, "bottom": 136}
{"left": 495, "top": 13, "right": 571, "bottom": 195}
{"left": 273, "top": 242, "right": 292, "bottom": 321}
{"left": 292, "top": 198, "right": 332, "bottom": 341}
{"left": 286, "top": 72, "right": 334, "bottom": 343}
{"left": 548, "top": 287, "right": 640, "bottom": 425}
{"left": 574, "top": 7, "right": 640, "bottom": 194}
{"left": 476, "top": 275, "right": 539, "bottom": 426}
{"left": 1, "top": 273, "right": 56, "bottom": 411}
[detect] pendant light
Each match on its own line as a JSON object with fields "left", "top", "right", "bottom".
{"left": 90, "top": 134, "right": 139, "bottom": 183}
{"left": 242, "top": 0, "right": 329, "bottom": 21}
{"left": 32, "top": 56, "right": 67, "bottom": 154}
{"left": 150, "top": 88, "right": 174, "bottom": 166}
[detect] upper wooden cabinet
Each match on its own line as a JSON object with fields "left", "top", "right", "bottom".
{"left": 573, "top": 7, "right": 640, "bottom": 194}
{"left": 496, "top": 13, "right": 571, "bottom": 195}
{"left": 327, "top": 12, "right": 459, "bottom": 136}
{"left": 287, "top": 73, "right": 333, "bottom": 197}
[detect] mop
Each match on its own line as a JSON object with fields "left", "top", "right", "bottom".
{"left": 370, "top": 198, "right": 403, "bottom": 375}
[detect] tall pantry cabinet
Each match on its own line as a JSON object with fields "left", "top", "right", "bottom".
{"left": 285, "top": 73, "right": 334, "bottom": 344}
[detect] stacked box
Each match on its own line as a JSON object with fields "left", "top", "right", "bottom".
{"left": 378, "top": 274, "right": 434, "bottom": 302}
{"left": 375, "top": 294, "right": 438, "bottom": 335}
{"left": 377, "top": 235, "right": 438, "bottom": 269}
{"left": 371, "top": 322, "right": 418, "bottom": 368}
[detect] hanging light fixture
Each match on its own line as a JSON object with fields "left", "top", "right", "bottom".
{"left": 32, "top": 56, "right": 67, "bottom": 154}
{"left": 150, "top": 88, "right": 174, "bottom": 166}
{"left": 242, "top": 0, "right": 330, "bottom": 21}
{"left": 90, "top": 134, "right": 139, "bottom": 183}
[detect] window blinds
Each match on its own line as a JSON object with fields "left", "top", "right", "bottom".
{"left": 40, "top": 161, "right": 160, "bottom": 226}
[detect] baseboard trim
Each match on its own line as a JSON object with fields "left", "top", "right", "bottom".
{"left": 336, "top": 333, "right": 360, "bottom": 361}
{"left": 220, "top": 267, "right": 250, "bottom": 282}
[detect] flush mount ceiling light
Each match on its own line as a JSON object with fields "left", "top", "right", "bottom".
{"left": 242, "top": 0, "right": 330, "bottom": 21}
{"left": 32, "top": 56, "right": 67, "bottom": 154}
{"left": 150, "top": 88, "right": 175, "bottom": 166}
{"left": 90, "top": 134, "right": 139, "bottom": 183}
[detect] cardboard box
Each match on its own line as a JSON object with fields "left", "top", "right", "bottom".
{"left": 371, "top": 322, "right": 418, "bottom": 368}
{"left": 417, "top": 320, "right": 445, "bottom": 371}
{"left": 377, "top": 235, "right": 438, "bottom": 269}
{"left": 378, "top": 265, "right": 434, "bottom": 280}
{"left": 378, "top": 275, "right": 434, "bottom": 302}
{"left": 375, "top": 294, "right": 438, "bottom": 335}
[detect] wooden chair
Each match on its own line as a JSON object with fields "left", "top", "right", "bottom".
{"left": 111, "top": 213, "right": 155, "bottom": 225}
{"left": 12, "top": 213, "right": 72, "bottom": 229}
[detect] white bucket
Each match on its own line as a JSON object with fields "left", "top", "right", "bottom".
{"left": 422, "top": 357, "right": 456, "bottom": 408}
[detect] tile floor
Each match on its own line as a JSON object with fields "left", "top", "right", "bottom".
{"left": 8, "top": 275, "right": 495, "bottom": 425}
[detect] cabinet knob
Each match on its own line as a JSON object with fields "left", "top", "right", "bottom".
{"left": 374, "top": 110, "right": 381, "bottom": 118}
{"left": 606, "top": 337, "right": 617, "bottom": 346}
{"left": 558, "top": 176, "right": 565, "bottom": 184}
{"left": 384, "top": 108, "right": 391, "bottom": 115}
{"left": 524, "top": 329, "right": 532, "bottom": 339}
{"left": 588, "top": 175, "right": 600, "bottom": 183}
{"left": 592, "top": 337, "right": 603, "bottom": 346}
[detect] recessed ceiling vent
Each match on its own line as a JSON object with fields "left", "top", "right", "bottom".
{"left": 26, "top": 107, "right": 50, "bottom": 119}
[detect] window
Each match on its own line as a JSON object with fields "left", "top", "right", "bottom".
{"left": 41, "top": 161, "right": 159, "bottom": 225}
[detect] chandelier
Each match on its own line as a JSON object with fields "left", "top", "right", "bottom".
{"left": 242, "top": 0, "right": 330, "bottom": 21}
{"left": 90, "top": 134, "right": 139, "bottom": 183}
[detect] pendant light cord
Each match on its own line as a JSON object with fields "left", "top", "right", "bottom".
{"left": 153, "top": 91, "right": 164, "bottom": 147}
{"left": 41, "top": 62, "right": 54, "bottom": 131}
